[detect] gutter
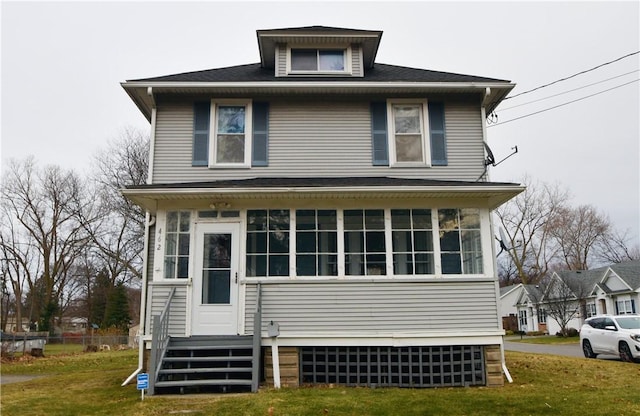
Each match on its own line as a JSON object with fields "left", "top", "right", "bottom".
{"left": 122, "top": 213, "right": 154, "bottom": 386}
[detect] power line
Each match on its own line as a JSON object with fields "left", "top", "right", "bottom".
{"left": 503, "top": 51, "right": 640, "bottom": 101}
{"left": 487, "top": 78, "right": 639, "bottom": 128}
{"left": 499, "top": 70, "right": 639, "bottom": 112}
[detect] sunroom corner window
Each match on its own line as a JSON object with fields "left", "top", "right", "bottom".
{"left": 164, "top": 211, "right": 191, "bottom": 278}
{"left": 438, "top": 208, "right": 483, "bottom": 275}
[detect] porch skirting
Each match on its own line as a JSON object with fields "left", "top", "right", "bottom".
{"left": 264, "top": 344, "right": 504, "bottom": 389}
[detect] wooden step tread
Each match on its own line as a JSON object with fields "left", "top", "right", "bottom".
{"left": 168, "top": 344, "right": 253, "bottom": 351}
{"left": 163, "top": 356, "right": 252, "bottom": 362}
{"left": 155, "top": 379, "right": 252, "bottom": 387}
{"left": 160, "top": 367, "right": 252, "bottom": 374}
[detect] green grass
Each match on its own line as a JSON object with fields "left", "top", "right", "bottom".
{"left": 2, "top": 349, "right": 639, "bottom": 415}
{"left": 508, "top": 335, "right": 580, "bottom": 345}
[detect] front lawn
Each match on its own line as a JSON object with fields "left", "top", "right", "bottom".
{"left": 2, "top": 349, "right": 639, "bottom": 415}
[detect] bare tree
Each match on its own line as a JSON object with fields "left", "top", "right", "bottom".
{"left": 495, "top": 176, "right": 569, "bottom": 284}
{"left": 538, "top": 271, "right": 591, "bottom": 336}
{"left": 594, "top": 228, "right": 640, "bottom": 264}
{"left": 549, "top": 205, "right": 610, "bottom": 270}
{"left": 85, "top": 128, "right": 149, "bottom": 286}
{"left": 1, "top": 157, "right": 93, "bottom": 332}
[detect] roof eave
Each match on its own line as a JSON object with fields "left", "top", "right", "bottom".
{"left": 121, "top": 81, "right": 515, "bottom": 120}
{"left": 122, "top": 184, "right": 525, "bottom": 214}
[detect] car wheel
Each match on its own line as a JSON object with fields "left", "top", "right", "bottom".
{"left": 619, "top": 342, "right": 634, "bottom": 363}
{"left": 582, "top": 340, "right": 597, "bottom": 359}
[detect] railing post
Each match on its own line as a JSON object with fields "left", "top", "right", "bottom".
{"left": 251, "top": 283, "right": 262, "bottom": 393}
{"left": 148, "top": 315, "right": 160, "bottom": 395}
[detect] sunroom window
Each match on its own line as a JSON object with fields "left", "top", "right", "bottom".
{"left": 344, "top": 209, "right": 386, "bottom": 276}
{"left": 438, "top": 208, "right": 483, "bottom": 274}
{"left": 296, "top": 210, "right": 338, "bottom": 276}
{"left": 290, "top": 49, "right": 345, "bottom": 72}
{"left": 164, "top": 211, "right": 191, "bottom": 278}
{"left": 391, "top": 209, "right": 434, "bottom": 275}
{"left": 246, "top": 210, "right": 290, "bottom": 277}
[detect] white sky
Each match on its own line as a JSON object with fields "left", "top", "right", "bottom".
{"left": 1, "top": 1, "right": 639, "bottom": 242}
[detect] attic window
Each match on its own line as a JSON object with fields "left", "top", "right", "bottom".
{"left": 290, "top": 48, "right": 346, "bottom": 72}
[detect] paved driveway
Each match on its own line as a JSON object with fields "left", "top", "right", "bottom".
{"left": 503, "top": 338, "right": 620, "bottom": 361}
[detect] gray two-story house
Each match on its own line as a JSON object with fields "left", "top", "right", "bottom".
{"left": 121, "top": 26, "right": 524, "bottom": 394}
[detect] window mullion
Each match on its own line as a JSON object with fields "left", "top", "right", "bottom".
{"left": 384, "top": 209, "right": 393, "bottom": 277}
{"left": 337, "top": 210, "right": 345, "bottom": 277}
{"left": 290, "top": 210, "right": 297, "bottom": 277}
{"left": 432, "top": 209, "right": 442, "bottom": 276}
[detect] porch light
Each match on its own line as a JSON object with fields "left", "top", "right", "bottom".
{"left": 209, "top": 202, "right": 231, "bottom": 209}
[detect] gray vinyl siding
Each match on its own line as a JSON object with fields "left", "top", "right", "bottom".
{"left": 275, "top": 44, "right": 287, "bottom": 77}
{"left": 351, "top": 44, "right": 362, "bottom": 76}
{"left": 244, "top": 280, "right": 499, "bottom": 335}
{"left": 146, "top": 284, "right": 188, "bottom": 336}
{"left": 147, "top": 226, "right": 155, "bottom": 283}
{"left": 151, "top": 100, "right": 484, "bottom": 183}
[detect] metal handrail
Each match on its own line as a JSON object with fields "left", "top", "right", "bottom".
{"left": 148, "top": 287, "right": 176, "bottom": 395}
{"left": 251, "top": 283, "right": 262, "bottom": 392}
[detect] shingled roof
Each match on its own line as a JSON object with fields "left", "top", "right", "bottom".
{"left": 127, "top": 62, "right": 509, "bottom": 84}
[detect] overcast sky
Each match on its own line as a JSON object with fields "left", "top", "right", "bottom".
{"left": 2, "top": 1, "right": 639, "bottom": 243}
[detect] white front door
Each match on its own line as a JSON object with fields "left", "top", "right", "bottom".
{"left": 192, "top": 222, "right": 240, "bottom": 335}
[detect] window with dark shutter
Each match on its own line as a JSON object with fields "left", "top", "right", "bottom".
{"left": 192, "top": 102, "right": 210, "bottom": 166}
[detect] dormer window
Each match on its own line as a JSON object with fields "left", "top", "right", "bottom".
{"left": 288, "top": 47, "right": 351, "bottom": 74}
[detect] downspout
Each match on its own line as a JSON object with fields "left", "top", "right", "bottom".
{"left": 484, "top": 101, "right": 513, "bottom": 383}
{"left": 122, "top": 213, "right": 155, "bottom": 386}
{"left": 122, "top": 100, "right": 157, "bottom": 387}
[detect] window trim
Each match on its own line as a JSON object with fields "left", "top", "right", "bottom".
{"left": 286, "top": 45, "right": 352, "bottom": 75}
{"left": 386, "top": 99, "right": 432, "bottom": 167}
{"left": 209, "top": 99, "right": 253, "bottom": 168}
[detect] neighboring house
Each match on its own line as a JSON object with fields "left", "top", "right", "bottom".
{"left": 121, "top": 26, "right": 524, "bottom": 394}
{"left": 498, "top": 284, "right": 522, "bottom": 331}
{"left": 501, "top": 260, "right": 640, "bottom": 335}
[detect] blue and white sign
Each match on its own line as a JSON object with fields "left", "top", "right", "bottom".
{"left": 137, "top": 373, "right": 149, "bottom": 390}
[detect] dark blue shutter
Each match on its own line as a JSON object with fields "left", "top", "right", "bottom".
{"left": 428, "top": 102, "right": 447, "bottom": 166}
{"left": 370, "top": 102, "right": 389, "bottom": 166}
{"left": 252, "top": 102, "right": 269, "bottom": 167}
{"left": 192, "top": 102, "right": 210, "bottom": 166}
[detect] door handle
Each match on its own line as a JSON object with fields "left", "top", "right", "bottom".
{"left": 235, "top": 272, "right": 238, "bottom": 284}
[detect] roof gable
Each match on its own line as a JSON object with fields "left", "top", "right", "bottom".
{"left": 602, "top": 260, "right": 640, "bottom": 291}
{"left": 256, "top": 26, "right": 383, "bottom": 70}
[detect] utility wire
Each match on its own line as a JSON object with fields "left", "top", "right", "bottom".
{"left": 499, "top": 70, "right": 639, "bottom": 111}
{"left": 487, "top": 78, "right": 639, "bottom": 127}
{"left": 503, "top": 51, "right": 640, "bottom": 100}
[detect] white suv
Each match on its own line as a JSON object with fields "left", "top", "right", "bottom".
{"left": 580, "top": 315, "right": 640, "bottom": 363}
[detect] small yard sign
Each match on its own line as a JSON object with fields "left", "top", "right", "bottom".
{"left": 137, "top": 373, "right": 149, "bottom": 400}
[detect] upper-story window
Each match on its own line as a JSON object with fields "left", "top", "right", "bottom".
{"left": 370, "top": 101, "right": 447, "bottom": 167}
{"left": 389, "top": 102, "right": 428, "bottom": 164}
{"left": 211, "top": 100, "right": 252, "bottom": 167}
{"left": 192, "top": 101, "right": 269, "bottom": 168}
{"left": 288, "top": 47, "right": 350, "bottom": 74}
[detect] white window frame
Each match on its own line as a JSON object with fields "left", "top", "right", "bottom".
{"left": 386, "top": 99, "right": 431, "bottom": 167}
{"left": 242, "top": 207, "right": 488, "bottom": 281}
{"left": 617, "top": 298, "right": 636, "bottom": 314}
{"left": 209, "top": 99, "right": 253, "bottom": 168}
{"left": 286, "top": 45, "right": 352, "bottom": 75}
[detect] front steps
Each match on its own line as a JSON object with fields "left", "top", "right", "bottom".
{"left": 154, "top": 335, "right": 255, "bottom": 394}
